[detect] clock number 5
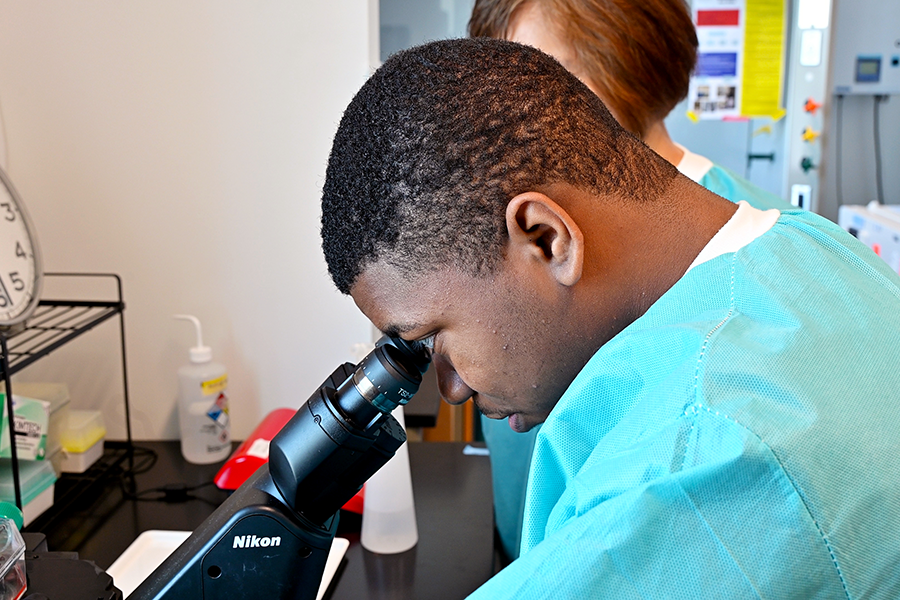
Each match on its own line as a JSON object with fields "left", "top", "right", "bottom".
{"left": 9, "top": 272, "right": 24, "bottom": 292}
{"left": 0, "top": 202, "right": 15, "bottom": 222}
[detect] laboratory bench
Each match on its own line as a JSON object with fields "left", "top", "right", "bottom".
{"left": 29, "top": 440, "right": 495, "bottom": 599}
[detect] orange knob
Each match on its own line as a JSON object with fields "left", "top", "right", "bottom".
{"left": 804, "top": 98, "right": 822, "bottom": 115}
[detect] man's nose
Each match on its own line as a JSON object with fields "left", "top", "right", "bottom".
{"left": 432, "top": 353, "right": 474, "bottom": 405}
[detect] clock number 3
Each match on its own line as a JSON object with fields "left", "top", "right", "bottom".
{"left": 0, "top": 202, "right": 15, "bottom": 222}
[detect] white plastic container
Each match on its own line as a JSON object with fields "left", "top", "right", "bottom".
{"left": 360, "top": 406, "right": 418, "bottom": 554}
{"left": 174, "top": 315, "right": 231, "bottom": 464}
{"left": 59, "top": 439, "right": 104, "bottom": 474}
{"left": 0, "top": 458, "right": 56, "bottom": 526}
{"left": 59, "top": 409, "right": 106, "bottom": 473}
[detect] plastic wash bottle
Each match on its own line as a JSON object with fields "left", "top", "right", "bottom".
{"left": 173, "top": 315, "right": 231, "bottom": 464}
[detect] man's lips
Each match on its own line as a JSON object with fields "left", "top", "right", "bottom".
{"left": 480, "top": 408, "right": 510, "bottom": 420}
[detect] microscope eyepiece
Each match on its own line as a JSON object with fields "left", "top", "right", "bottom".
{"left": 376, "top": 336, "right": 432, "bottom": 376}
{"left": 334, "top": 336, "right": 432, "bottom": 429}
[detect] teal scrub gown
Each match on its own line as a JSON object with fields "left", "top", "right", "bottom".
{"left": 481, "top": 157, "right": 793, "bottom": 562}
{"left": 471, "top": 210, "right": 900, "bottom": 598}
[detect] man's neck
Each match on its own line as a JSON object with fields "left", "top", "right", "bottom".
{"left": 539, "top": 178, "right": 737, "bottom": 370}
{"left": 573, "top": 178, "right": 738, "bottom": 338}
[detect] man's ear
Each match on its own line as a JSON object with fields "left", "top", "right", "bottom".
{"left": 506, "top": 192, "right": 584, "bottom": 286}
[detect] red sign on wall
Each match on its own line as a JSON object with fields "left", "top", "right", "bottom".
{"left": 696, "top": 10, "right": 741, "bottom": 27}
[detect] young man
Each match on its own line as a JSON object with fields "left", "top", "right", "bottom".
{"left": 468, "top": 0, "right": 793, "bottom": 561}
{"left": 321, "top": 38, "right": 900, "bottom": 598}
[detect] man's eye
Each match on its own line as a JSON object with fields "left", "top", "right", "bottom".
{"left": 418, "top": 335, "right": 435, "bottom": 354}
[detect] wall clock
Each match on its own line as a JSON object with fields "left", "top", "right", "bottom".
{"left": 0, "top": 166, "right": 42, "bottom": 328}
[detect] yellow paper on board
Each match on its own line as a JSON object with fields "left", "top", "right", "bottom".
{"left": 741, "top": 0, "right": 786, "bottom": 118}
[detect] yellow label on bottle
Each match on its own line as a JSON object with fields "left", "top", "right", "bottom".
{"left": 201, "top": 374, "right": 228, "bottom": 396}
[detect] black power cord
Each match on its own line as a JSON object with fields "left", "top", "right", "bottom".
{"left": 112, "top": 444, "right": 159, "bottom": 498}
{"left": 835, "top": 94, "right": 844, "bottom": 207}
{"left": 123, "top": 444, "right": 159, "bottom": 475}
{"left": 112, "top": 444, "right": 222, "bottom": 506}
{"left": 873, "top": 94, "right": 888, "bottom": 205}
{"left": 123, "top": 480, "right": 219, "bottom": 504}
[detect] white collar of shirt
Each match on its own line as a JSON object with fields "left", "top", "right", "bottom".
{"left": 686, "top": 200, "right": 781, "bottom": 272}
{"left": 675, "top": 143, "right": 714, "bottom": 183}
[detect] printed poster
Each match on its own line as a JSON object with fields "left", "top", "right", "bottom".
{"left": 740, "top": 0, "right": 786, "bottom": 120}
{"left": 689, "top": 0, "right": 744, "bottom": 120}
{"left": 688, "top": 0, "right": 786, "bottom": 121}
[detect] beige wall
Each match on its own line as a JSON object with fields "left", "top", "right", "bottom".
{"left": 0, "top": 1, "right": 377, "bottom": 440}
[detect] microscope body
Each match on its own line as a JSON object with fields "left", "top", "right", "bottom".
{"left": 131, "top": 465, "right": 339, "bottom": 599}
{"left": 129, "top": 339, "right": 425, "bottom": 600}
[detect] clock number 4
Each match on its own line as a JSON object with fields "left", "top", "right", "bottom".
{"left": 0, "top": 202, "right": 15, "bottom": 222}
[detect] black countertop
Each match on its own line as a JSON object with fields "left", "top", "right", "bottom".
{"left": 34, "top": 440, "right": 494, "bottom": 599}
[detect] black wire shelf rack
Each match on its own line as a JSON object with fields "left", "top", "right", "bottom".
{"left": 1, "top": 273, "right": 134, "bottom": 531}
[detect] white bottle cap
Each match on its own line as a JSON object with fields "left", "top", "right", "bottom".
{"left": 174, "top": 314, "right": 212, "bottom": 363}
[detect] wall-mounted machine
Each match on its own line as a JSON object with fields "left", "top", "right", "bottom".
{"left": 831, "top": 0, "right": 900, "bottom": 96}
{"left": 828, "top": 0, "right": 898, "bottom": 211}
{"left": 838, "top": 202, "right": 900, "bottom": 275}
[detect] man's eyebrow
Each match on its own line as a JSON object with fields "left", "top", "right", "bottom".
{"left": 381, "top": 322, "right": 422, "bottom": 338}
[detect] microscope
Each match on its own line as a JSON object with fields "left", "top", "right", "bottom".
{"left": 129, "top": 336, "right": 431, "bottom": 599}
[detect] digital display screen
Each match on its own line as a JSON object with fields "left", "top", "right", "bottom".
{"left": 856, "top": 56, "right": 881, "bottom": 83}
{"left": 859, "top": 61, "right": 879, "bottom": 75}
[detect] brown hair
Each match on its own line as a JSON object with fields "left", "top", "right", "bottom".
{"left": 469, "top": 0, "right": 697, "bottom": 137}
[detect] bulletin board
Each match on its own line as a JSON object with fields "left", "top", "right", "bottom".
{"left": 687, "top": 0, "right": 787, "bottom": 121}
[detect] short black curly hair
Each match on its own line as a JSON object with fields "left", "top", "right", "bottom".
{"left": 321, "top": 37, "right": 677, "bottom": 294}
